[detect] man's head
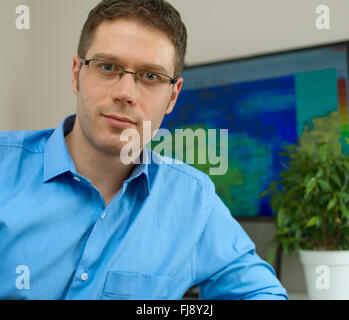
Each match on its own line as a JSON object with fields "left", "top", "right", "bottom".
{"left": 71, "top": 0, "right": 187, "bottom": 158}
{"left": 78, "top": 0, "right": 187, "bottom": 82}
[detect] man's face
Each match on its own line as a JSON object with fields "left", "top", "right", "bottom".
{"left": 71, "top": 19, "right": 183, "bottom": 156}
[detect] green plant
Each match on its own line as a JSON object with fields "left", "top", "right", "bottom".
{"left": 261, "top": 137, "right": 349, "bottom": 264}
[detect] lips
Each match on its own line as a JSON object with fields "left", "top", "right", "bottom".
{"left": 103, "top": 114, "right": 136, "bottom": 124}
{"left": 102, "top": 114, "right": 137, "bottom": 129}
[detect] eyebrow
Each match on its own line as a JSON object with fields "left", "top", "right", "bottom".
{"left": 90, "top": 52, "right": 172, "bottom": 75}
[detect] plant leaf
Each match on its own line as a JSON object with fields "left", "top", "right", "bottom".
{"left": 327, "top": 197, "right": 337, "bottom": 211}
{"left": 337, "top": 192, "right": 349, "bottom": 202}
{"left": 305, "top": 216, "right": 319, "bottom": 228}
{"left": 305, "top": 177, "right": 317, "bottom": 196}
{"left": 340, "top": 204, "right": 349, "bottom": 220}
{"left": 266, "top": 248, "right": 276, "bottom": 265}
{"left": 318, "top": 179, "right": 332, "bottom": 192}
{"left": 316, "top": 168, "right": 324, "bottom": 178}
{"left": 332, "top": 174, "right": 341, "bottom": 187}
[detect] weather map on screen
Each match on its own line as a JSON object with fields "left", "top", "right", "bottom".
{"left": 151, "top": 43, "right": 349, "bottom": 218}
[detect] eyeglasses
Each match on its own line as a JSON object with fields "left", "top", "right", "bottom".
{"left": 80, "top": 58, "right": 178, "bottom": 89}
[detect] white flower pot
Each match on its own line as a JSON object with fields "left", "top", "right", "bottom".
{"left": 299, "top": 249, "right": 349, "bottom": 300}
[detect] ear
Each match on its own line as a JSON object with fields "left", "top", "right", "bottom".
{"left": 72, "top": 56, "right": 81, "bottom": 95}
{"left": 165, "top": 77, "right": 183, "bottom": 115}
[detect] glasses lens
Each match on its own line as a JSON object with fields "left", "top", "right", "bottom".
{"left": 86, "top": 60, "right": 174, "bottom": 90}
{"left": 89, "top": 60, "right": 123, "bottom": 80}
{"left": 137, "top": 71, "right": 172, "bottom": 87}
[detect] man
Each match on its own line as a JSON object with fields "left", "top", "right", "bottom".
{"left": 0, "top": 0, "right": 288, "bottom": 299}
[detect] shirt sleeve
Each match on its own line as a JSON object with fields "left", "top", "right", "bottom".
{"left": 193, "top": 192, "right": 289, "bottom": 300}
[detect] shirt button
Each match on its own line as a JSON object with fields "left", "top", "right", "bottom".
{"left": 81, "top": 273, "right": 88, "bottom": 281}
{"left": 73, "top": 176, "right": 81, "bottom": 182}
{"left": 100, "top": 212, "right": 106, "bottom": 220}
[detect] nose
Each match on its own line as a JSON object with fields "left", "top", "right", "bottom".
{"left": 110, "top": 72, "right": 138, "bottom": 106}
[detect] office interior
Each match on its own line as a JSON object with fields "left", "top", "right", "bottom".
{"left": 2, "top": 0, "right": 349, "bottom": 300}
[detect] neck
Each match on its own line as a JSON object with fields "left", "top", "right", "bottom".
{"left": 64, "top": 119, "right": 139, "bottom": 202}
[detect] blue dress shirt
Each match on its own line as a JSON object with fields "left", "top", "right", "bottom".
{"left": 0, "top": 114, "right": 288, "bottom": 300}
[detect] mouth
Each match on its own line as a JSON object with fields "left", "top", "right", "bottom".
{"left": 102, "top": 114, "right": 137, "bottom": 129}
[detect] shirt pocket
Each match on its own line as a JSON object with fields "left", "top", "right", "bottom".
{"left": 102, "top": 271, "right": 171, "bottom": 300}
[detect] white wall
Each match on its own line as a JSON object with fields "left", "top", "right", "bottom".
{"left": 175, "top": 0, "right": 349, "bottom": 64}
{"left": 0, "top": 0, "right": 28, "bottom": 130}
{"left": 1, "top": 0, "right": 100, "bottom": 130}
{"left": 2, "top": 0, "right": 349, "bottom": 296}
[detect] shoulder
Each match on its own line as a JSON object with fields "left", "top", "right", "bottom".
{"left": 148, "top": 149, "right": 215, "bottom": 193}
{"left": 0, "top": 129, "right": 54, "bottom": 153}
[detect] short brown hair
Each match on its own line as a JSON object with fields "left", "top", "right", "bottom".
{"left": 77, "top": 0, "right": 187, "bottom": 77}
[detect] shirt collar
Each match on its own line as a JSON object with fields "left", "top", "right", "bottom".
{"left": 43, "top": 114, "right": 150, "bottom": 195}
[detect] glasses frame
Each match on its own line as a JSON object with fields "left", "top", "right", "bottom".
{"left": 80, "top": 58, "right": 178, "bottom": 86}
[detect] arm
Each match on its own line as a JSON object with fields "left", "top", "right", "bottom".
{"left": 193, "top": 193, "right": 288, "bottom": 300}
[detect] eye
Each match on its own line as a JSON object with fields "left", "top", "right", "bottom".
{"left": 94, "top": 61, "right": 122, "bottom": 73}
{"left": 146, "top": 72, "right": 157, "bottom": 80}
{"left": 102, "top": 63, "right": 123, "bottom": 73}
{"left": 140, "top": 72, "right": 160, "bottom": 81}
{"left": 102, "top": 63, "right": 115, "bottom": 72}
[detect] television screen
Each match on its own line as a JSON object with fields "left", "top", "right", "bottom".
{"left": 150, "top": 42, "right": 349, "bottom": 218}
